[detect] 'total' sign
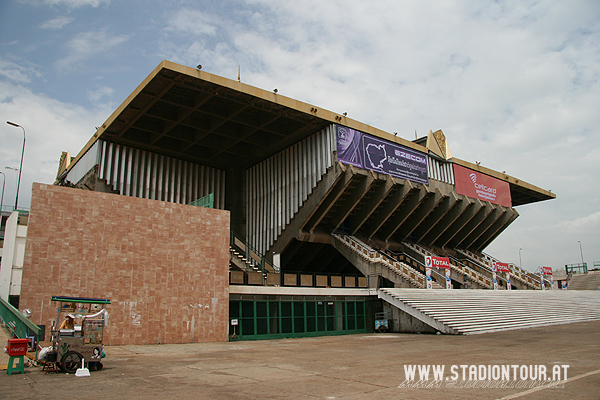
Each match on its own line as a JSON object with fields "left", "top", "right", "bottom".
{"left": 425, "top": 256, "right": 450, "bottom": 269}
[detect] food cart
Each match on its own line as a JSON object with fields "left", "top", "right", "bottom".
{"left": 47, "top": 296, "right": 110, "bottom": 373}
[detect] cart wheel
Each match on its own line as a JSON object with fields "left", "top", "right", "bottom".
{"left": 378, "top": 325, "right": 387, "bottom": 333}
{"left": 60, "top": 351, "right": 83, "bottom": 373}
{"left": 96, "top": 362, "right": 103, "bottom": 371}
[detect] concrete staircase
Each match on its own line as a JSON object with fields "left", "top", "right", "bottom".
{"left": 458, "top": 248, "right": 542, "bottom": 290}
{"left": 379, "top": 288, "right": 600, "bottom": 335}
{"left": 332, "top": 233, "right": 444, "bottom": 289}
{"left": 568, "top": 273, "right": 600, "bottom": 290}
{"left": 229, "top": 248, "right": 262, "bottom": 273}
{"left": 403, "top": 242, "right": 493, "bottom": 289}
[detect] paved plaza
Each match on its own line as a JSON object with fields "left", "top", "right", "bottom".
{"left": 2, "top": 320, "right": 599, "bottom": 399}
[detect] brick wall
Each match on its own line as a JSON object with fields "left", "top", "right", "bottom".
{"left": 21, "top": 183, "right": 230, "bottom": 345}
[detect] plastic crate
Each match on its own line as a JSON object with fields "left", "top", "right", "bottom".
{"left": 7, "top": 338, "right": 29, "bottom": 356}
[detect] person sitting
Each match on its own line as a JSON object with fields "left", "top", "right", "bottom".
{"left": 59, "top": 314, "right": 75, "bottom": 330}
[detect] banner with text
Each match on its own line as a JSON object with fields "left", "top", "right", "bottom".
{"left": 336, "top": 125, "right": 429, "bottom": 185}
{"left": 494, "top": 262, "right": 510, "bottom": 273}
{"left": 541, "top": 266, "right": 553, "bottom": 275}
{"left": 453, "top": 164, "right": 512, "bottom": 207}
{"left": 425, "top": 256, "right": 450, "bottom": 269}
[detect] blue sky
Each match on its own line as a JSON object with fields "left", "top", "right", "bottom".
{"left": 1, "top": 0, "right": 599, "bottom": 272}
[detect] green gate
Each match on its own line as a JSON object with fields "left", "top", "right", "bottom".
{"left": 229, "top": 299, "right": 373, "bottom": 340}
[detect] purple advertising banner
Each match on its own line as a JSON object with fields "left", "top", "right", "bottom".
{"left": 336, "top": 125, "right": 428, "bottom": 185}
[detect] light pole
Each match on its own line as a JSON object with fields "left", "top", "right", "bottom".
{"left": 5, "top": 166, "right": 18, "bottom": 210}
{"left": 0, "top": 171, "right": 5, "bottom": 213}
{"left": 519, "top": 248, "right": 522, "bottom": 269}
{"left": 578, "top": 241, "right": 584, "bottom": 265}
{"left": 6, "top": 121, "right": 26, "bottom": 211}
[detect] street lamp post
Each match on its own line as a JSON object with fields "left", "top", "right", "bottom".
{"left": 519, "top": 248, "right": 522, "bottom": 269}
{"left": 6, "top": 121, "right": 26, "bottom": 211}
{"left": 578, "top": 241, "right": 585, "bottom": 265}
{"left": 0, "top": 171, "right": 5, "bottom": 213}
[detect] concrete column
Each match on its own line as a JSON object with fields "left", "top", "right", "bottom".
{"left": 226, "top": 167, "right": 246, "bottom": 240}
{"left": 0, "top": 212, "right": 26, "bottom": 301}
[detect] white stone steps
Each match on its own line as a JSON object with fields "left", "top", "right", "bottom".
{"left": 379, "top": 288, "right": 600, "bottom": 335}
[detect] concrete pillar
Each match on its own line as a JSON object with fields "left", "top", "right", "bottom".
{"left": 226, "top": 167, "right": 246, "bottom": 240}
{"left": 0, "top": 212, "right": 26, "bottom": 301}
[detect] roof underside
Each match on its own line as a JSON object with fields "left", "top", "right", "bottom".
{"left": 510, "top": 183, "right": 549, "bottom": 207}
{"left": 97, "top": 64, "right": 332, "bottom": 170}
{"left": 85, "top": 60, "right": 554, "bottom": 206}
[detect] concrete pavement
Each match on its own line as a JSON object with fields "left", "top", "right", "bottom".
{"left": 1, "top": 320, "right": 599, "bottom": 399}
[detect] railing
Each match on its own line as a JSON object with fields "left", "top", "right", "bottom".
{"left": 358, "top": 236, "right": 446, "bottom": 287}
{"left": 0, "top": 297, "right": 41, "bottom": 339}
{"left": 403, "top": 242, "right": 493, "bottom": 289}
{"left": 565, "top": 263, "right": 588, "bottom": 275}
{"left": 332, "top": 233, "right": 428, "bottom": 288}
{"left": 460, "top": 248, "right": 523, "bottom": 287}
{"left": 188, "top": 193, "right": 214, "bottom": 208}
{"left": 230, "top": 231, "right": 277, "bottom": 274}
{"left": 475, "top": 250, "right": 546, "bottom": 289}
{"left": 454, "top": 255, "right": 497, "bottom": 281}
{"left": 386, "top": 249, "right": 446, "bottom": 288}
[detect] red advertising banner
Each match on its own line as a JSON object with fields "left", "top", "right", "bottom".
{"left": 425, "top": 255, "right": 450, "bottom": 269}
{"left": 541, "top": 266, "right": 553, "bottom": 275}
{"left": 453, "top": 164, "right": 512, "bottom": 207}
{"left": 495, "top": 262, "right": 510, "bottom": 273}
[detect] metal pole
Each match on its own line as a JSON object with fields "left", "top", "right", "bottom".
{"left": 0, "top": 171, "right": 5, "bottom": 213}
{"left": 519, "top": 248, "right": 522, "bottom": 269}
{"left": 6, "top": 121, "right": 26, "bottom": 211}
{"left": 578, "top": 241, "right": 584, "bottom": 265}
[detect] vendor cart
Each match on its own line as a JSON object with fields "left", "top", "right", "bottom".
{"left": 47, "top": 296, "right": 110, "bottom": 373}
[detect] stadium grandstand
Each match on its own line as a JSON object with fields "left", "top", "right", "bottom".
{"left": 14, "top": 60, "right": 600, "bottom": 344}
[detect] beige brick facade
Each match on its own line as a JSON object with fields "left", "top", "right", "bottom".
{"left": 21, "top": 183, "right": 230, "bottom": 345}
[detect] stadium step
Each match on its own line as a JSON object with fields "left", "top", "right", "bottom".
{"left": 568, "top": 273, "right": 600, "bottom": 290}
{"left": 379, "top": 288, "right": 600, "bottom": 335}
{"left": 229, "top": 232, "right": 276, "bottom": 275}
{"left": 332, "top": 233, "right": 444, "bottom": 289}
{"left": 457, "top": 248, "right": 542, "bottom": 290}
{"left": 403, "top": 242, "right": 493, "bottom": 289}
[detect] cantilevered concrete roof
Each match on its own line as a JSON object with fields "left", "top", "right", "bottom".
{"left": 77, "top": 60, "right": 422, "bottom": 171}
{"left": 71, "top": 60, "right": 554, "bottom": 207}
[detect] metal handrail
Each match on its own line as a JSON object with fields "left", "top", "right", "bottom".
{"left": 402, "top": 241, "right": 493, "bottom": 288}
{"left": 446, "top": 255, "right": 496, "bottom": 288}
{"left": 387, "top": 245, "right": 447, "bottom": 286}
{"left": 230, "top": 231, "right": 277, "bottom": 274}
{"left": 334, "top": 233, "right": 437, "bottom": 288}
{"left": 476, "top": 249, "right": 548, "bottom": 288}
{"left": 0, "top": 297, "right": 41, "bottom": 339}
{"left": 355, "top": 233, "right": 437, "bottom": 284}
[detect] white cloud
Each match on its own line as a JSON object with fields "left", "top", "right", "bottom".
{"left": 39, "top": 16, "right": 73, "bottom": 29}
{"left": 0, "top": 80, "right": 112, "bottom": 210}
{"left": 158, "top": 1, "right": 600, "bottom": 270}
{"left": 164, "top": 8, "right": 218, "bottom": 36}
{"left": 0, "top": 60, "right": 42, "bottom": 83}
{"left": 3, "top": 0, "right": 599, "bottom": 269}
{"left": 86, "top": 85, "right": 115, "bottom": 107}
{"left": 557, "top": 210, "right": 600, "bottom": 236}
{"left": 37, "top": 0, "right": 110, "bottom": 8}
{"left": 55, "top": 30, "right": 130, "bottom": 70}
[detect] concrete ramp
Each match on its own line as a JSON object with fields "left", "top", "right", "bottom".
{"left": 379, "top": 288, "right": 600, "bottom": 335}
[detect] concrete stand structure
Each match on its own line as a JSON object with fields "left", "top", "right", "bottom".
{"left": 8, "top": 60, "right": 594, "bottom": 344}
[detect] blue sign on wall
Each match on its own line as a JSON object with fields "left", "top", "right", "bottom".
{"left": 336, "top": 125, "right": 428, "bottom": 185}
